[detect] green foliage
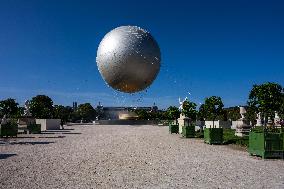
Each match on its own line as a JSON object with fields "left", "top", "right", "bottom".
{"left": 135, "top": 109, "right": 151, "bottom": 120}
{"left": 0, "top": 98, "right": 19, "bottom": 118}
{"left": 76, "top": 103, "right": 97, "bottom": 122}
{"left": 279, "top": 95, "right": 284, "bottom": 119}
{"left": 30, "top": 95, "right": 54, "bottom": 119}
{"left": 27, "top": 123, "right": 41, "bottom": 134}
{"left": 53, "top": 105, "right": 73, "bottom": 123}
{"left": 225, "top": 106, "right": 241, "bottom": 121}
{"left": 223, "top": 129, "right": 249, "bottom": 147}
{"left": 0, "top": 120, "right": 18, "bottom": 137}
{"left": 248, "top": 82, "right": 283, "bottom": 118}
{"left": 198, "top": 104, "right": 206, "bottom": 121}
{"left": 166, "top": 106, "right": 180, "bottom": 122}
{"left": 245, "top": 106, "right": 257, "bottom": 125}
{"left": 182, "top": 100, "right": 197, "bottom": 120}
{"left": 70, "top": 111, "right": 81, "bottom": 122}
{"left": 202, "top": 96, "right": 224, "bottom": 121}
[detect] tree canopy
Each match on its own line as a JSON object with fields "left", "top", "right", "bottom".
{"left": 248, "top": 82, "right": 283, "bottom": 118}
{"left": 30, "top": 95, "right": 54, "bottom": 119}
{"left": 166, "top": 106, "right": 180, "bottom": 122}
{"left": 182, "top": 99, "right": 197, "bottom": 120}
{"left": 0, "top": 98, "right": 19, "bottom": 118}
{"left": 225, "top": 106, "right": 241, "bottom": 121}
{"left": 202, "top": 96, "right": 224, "bottom": 121}
{"left": 76, "top": 103, "right": 97, "bottom": 122}
{"left": 279, "top": 95, "right": 284, "bottom": 119}
{"left": 53, "top": 105, "right": 73, "bottom": 123}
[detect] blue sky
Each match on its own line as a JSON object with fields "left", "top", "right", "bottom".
{"left": 0, "top": 0, "right": 283, "bottom": 109}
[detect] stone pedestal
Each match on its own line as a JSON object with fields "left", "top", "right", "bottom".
{"left": 266, "top": 117, "right": 274, "bottom": 127}
{"left": 235, "top": 120, "right": 251, "bottom": 137}
{"left": 36, "top": 119, "right": 61, "bottom": 131}
{"left": 177, "top": 114, "right": 190, "bottom": 134}
{"left": 235, "top": 107, "right": 251, "bottom": 137}
{"left": 204, "top": 120, "right": 231, "bottom": 129}
{"left": 256, "top": 118, "right": 263, "bottom": 126}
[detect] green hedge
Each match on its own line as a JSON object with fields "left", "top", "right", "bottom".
{"left": 0, "top": 121, "right": 18, "bottom": 137}
{"left": 223, "top": 129, "right": 249, "bottom": 147}
{"left": 204, "top": 128, "right": 223, "bottom": 144}
{"left": 169, "top": 124, "right": 179, "bottom": 134}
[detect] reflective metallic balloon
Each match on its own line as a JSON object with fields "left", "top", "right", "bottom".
{"left": 96, "top": 26, "right": 161, "bottom": 93}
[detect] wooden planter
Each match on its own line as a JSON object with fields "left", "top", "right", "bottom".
{"left": 204, "top": 128, "right": 223, "bottom": 144}
{"left": 27, "top": 123, "right": 41, "bottom": 134}
{"left": 249, "top": 131, "right": 284, "bottom": 159}
{"left": 0, "top": 122, "right": 18, "bottom": 137}
{"left": 182, "top": 126, "right": 195, "bottom": 138}
{"left": 169, "top": 124, "right": 179, "bottom": 134}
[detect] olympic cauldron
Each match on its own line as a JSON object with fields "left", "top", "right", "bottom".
{"left": 96, "top": 26, "right": 161, "bottom": 93}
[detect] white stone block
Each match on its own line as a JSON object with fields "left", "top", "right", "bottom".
{"left": 205, "top": 120, "right": 231, "bottom": 129}
{"left": 36, "top": 119, "right": 61, "bottom": 131}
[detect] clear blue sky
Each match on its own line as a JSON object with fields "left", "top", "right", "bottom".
{"left": 0, "top": 0, "right": 283, "bottom": 109}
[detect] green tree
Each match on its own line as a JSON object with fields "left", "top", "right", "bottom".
{"left": 245, "top": 106, "right": 257, "bottom": 125}
{"left": 135, "top": 109, "right": 150, "bottom": 120}
{"left": 70, "top": 111, "right": 81, "bottom": 123}
{"left": 53, "top": 105, "right": 73, "bottom": 123}
{"left": 203, "top": 96, "right": 224, "bottom": 127}
{"left": 198, "top": 104, "right": 206, "bottom": 121}
{"left": 77, "top": 103, "right": 97, "bottom": 122}
{"left": 182, "top": 99, "right": 197, "bottom": 124}
{"left": 0, "top": 98, "right": 19, "bottom": 118}
{"left": 225, "top": 106, "right": 241, "bottom": 121}
{"left": 279, "top": 95, "right": 284, "bottom": 119}
{"left": 166, "top": 106, "right": 180, "bottom": 124}
{"left": 30, "top": 95, "right": 54, "bottom": 119}
{"left": 248, "top": 82, "right": 283, "bottom": 124}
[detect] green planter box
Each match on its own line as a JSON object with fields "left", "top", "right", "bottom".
{"left": 169, "top": 124, "right": 179, "bottom": 134}
{"left": 0, "top": 122, "right": 18, "bottom": 137}
{"left": 204, "top": 128, "right": 223, "bottom": 144}
{"left": 27, "top": 123, "right": 41, "bottom": 134}
{"left": 249, "top": 131, "right": 284, "bottom": 159}
{"left": 182, "top": 126, "right": 195, "bottom": 138}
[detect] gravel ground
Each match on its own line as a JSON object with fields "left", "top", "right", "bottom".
{"left": 0, "top": 125, "right": 283, "bottom": 189}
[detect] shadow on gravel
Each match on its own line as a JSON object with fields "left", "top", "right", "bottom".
{"left": 61, "top": 129, "right": 74, "bottom": 131}
{"left": 62, "top": 132, "right": 81, "bottom": 135}
{"left": 38, "top": 136, "right": 65, "bottom": 139}
{"left": 9, "top": 141, "right": 55, "bottom": 145}
{"left": 40, "top": 132, "right": 56, "bottom": 135}
{"left": 44, "top": 130, "right": 71, "bottom": 133}
{"left": 0, "top": 153, "right": 17, "bottom": 159}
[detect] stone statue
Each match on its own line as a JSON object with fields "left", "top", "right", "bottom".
{"left": 1, "top": 115, "right": 7, "bottom": 125}
{"left": 274, "top": 111, "right": 281, "bottom": 126}
{"left": 239, "top": 106, "right": 246, "bottom": 120}
{"left": 256, "top": 112, "right": 262, "bottom": 126}
{"left": 24, "top": 100, "right": 31, "bottom": 116}
{"left": 275, "top": 111, "right": 280, "bottom": 119}
{"left": 178, "top": 97, "right": 188, "bottom": 111}
{"left": 257, "top": 112, "right": 261, "bottom": 120}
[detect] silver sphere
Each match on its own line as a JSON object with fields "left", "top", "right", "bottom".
{"left": 96, "top": 26, "right": 161, "bottom": 93}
